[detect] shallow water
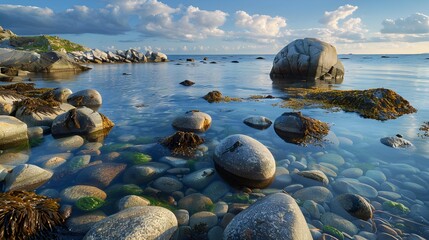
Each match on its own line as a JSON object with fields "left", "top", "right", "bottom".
{"left": 3, "top": 54, "right": 429, "bottom": 238}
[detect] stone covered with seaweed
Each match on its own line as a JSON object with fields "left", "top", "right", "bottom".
{"left": 161, "top": 131, "right": 204, "bottom": 157}
{"left": 0, "top": 191, "right": 64, "bottom": 240}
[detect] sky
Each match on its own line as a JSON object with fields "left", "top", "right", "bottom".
{"left": 1, "top": 0, "right": 429, "bottom": 54}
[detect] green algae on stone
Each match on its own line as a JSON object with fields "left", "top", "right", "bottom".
{"left": 322, "top": 225, "right": 344, "bottom": 240}
{"left": 121, "top": 152, "right": 152, "bottom": 164}
{"left": 100, "top": 143, "right": 131, "bottom": 153}
{"left": 280, "top": 88, "right": 416, "bottom": 120}
{"left": 383, "top": 200, "right": 410, "bottom": 215}
{"left": 142, "top": 195, "right": 177, "bottom": 212}
{"left": 105, "top": 184, "right": 144, "bottom": 198}
{"left": 75, "top": 196, "right": 105, "bottom": 212}
{"left": 223, "top": 193, "right": 251, "bottom": 204}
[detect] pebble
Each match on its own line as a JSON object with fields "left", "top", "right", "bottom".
{"left": 202, "top": 181, "right": 230, "bottom": 202}
{"left": 208, "top": 226, "right": 223, "bottom": 240}
{"left": 182, "top": 168, "right": 216, "bottom": 190}
{"left": 189, "top": 211, "right": 218, "bottom": 229}
{"left": 152, "top": 176, "right": 183, "bottom": 193}
{"left": 293, "top": 186, "right": 333, "bottom": 203}
{"left": 177, "top": 193, "right": 213, "bottom": 214}
{"left": 333, "top": 178, "right": 378, "bottom": 198}
{"left": 365, "top": 170, "right": 387, "bottom": 183}
{"left": 49, "top": 135, "right": 85, "bottom": 152}
{"left": 174, "top": 209, "right": 190, "bottom": 226}
{"left": 159, "top": 156, "right": 188, "bottom": 168}
{"left": 341, "top": 168, "right": 364, "bottom": 178}
{"left": 67, "top": 211, "right": 107, "bottom": 233}
{"left": 318, "top": 153, "right": 345, "bottom": 166}
{"left": 213, "top": 201, "right": 228, "bottom": 217}
{"left": 60, "top": 185, "right": 107, "bottom": 203}
{"left": 0, "top": 152, "right": 29, "bottom": 165}
{"left": 321, "top": 212, "right": 359, "bottom": 235}
{"left": 117, "top": 195, "right": 150, "bottom": 210}
{"left": 3, "top": 164, "right": 53, "bottom": 191}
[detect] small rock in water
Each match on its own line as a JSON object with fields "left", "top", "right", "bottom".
{"left": 67, "top": 89, "right": 102, "bottom": 108}
{"left": 117, "top": 195, "right": 150, "bottom": 210}
{"left": 292, "top": 170, "right": 329, "bottom": 186}
{"left": 380, "top": 136, "right": 413, "bottom": 148}
{"left": 243, "top": 116, "right": 272, "bottom": 130}
{"left": 177, "top": 193, "right": 213, "bottom": 215}
{"left": 3, "top": 164, "right": 53, "bottom": 191}
{"left": 180, "top": 80, "right": 195, "bottom": 86}
{"left": 331, "top": 193, "right": 373, "bottom": 221}
{"left": 172, "top": 110, "right": 212, "bottom": 132}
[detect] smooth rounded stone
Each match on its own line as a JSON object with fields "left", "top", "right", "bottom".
{"left": 319, "top": 162, "right": 338, "bottom": 172}
{"left": 359, "top": 231, "right": 376, "bottom": 240}
{"left": 293, "top": 186, "right": 333, "bottom": 203}
{"left": 410, "top": 204, "right": 429, "bottom": 220}
{"left": 60, "top": 185, "right": 107, "bottom": 203}
{"left": 388, "top": 163, "right": 419, "bottom": 174}
{"left": 172, "top": 110, "right": 212, "bottom": 132}
{"left": 405, "top": 234, "right": 426, "bottom": 240}
{"left": 27, "top": 126, "right": 44, "bottom": 138}
{"left": 81, "top": 142, "right": 103, "bottom": 151}
{"left": 167, "top": 168, "right": 190, "bottom": 175}
{"left": 309, "top": 163, "right": 337, "bottom": 177}
{"left": 76, "top": 163, "right": 126, "bottom": 188}
{"left": 0, "top": 152, "right": 29, "bottom": 165}
{"left": 341, "top": 168, "right": 364, "bottom": 178}
{"left": 67, "top": 89, "right": 102, "bottom": 108}
{"left": 202, "top": 180, "right": 229, "bottom": 202}
{"left": 331, "top": 193, "right": 373, "bottom": 221}
{"left": 224, "top": 193, "right": 312, "bottom": 239}
{"left": 159, "top": 156, "right": 187, "bottom": 168}
{"left": 318, "top": 153, "right": 345, "bottom": 166}
{"left": 213, "top": 134, "right": 276, "bottom": 188}
{"left": 353, "top": 219, "right": 373, "bottom": 233}
{"left": 380, "top": 182, "right": 398, "bottom": 192}
{"left": 365, "top": 170, "right": 387, "bottom": 183}
{"left": 358, "top": 176, "right": 380, "bottom": 189}
{"left": 380, "top": 136, "right": 413, "bottom": 148}
{"left": 208, "top": 226, "right": 223, "bottom": 240}
{"left": 49, "top": 87, "right": 73, "bottom": 102}
{"left": 321, "top": 212, "right": 359, "bottom": 236}
{"left": 284, "top": 184, "right": 304, "bottom": 193}
{"left": 123, "top": 162, "right": 170, "bottom": 184}
{"left": 0, "top": 116, "right": 28, "bottom": 147}
{"left": 152, "top": 177, "right": 183, "bottom": 193}
{"left": 402, "top": 182, "right": 427, "bottom": 194}
{"left": 377, "top": 232, "right": 400, "bottom": 240}
{"left": 49, "top": 135, "right": 85, "bottom": 152}
{"left": 290, "top": 161, "right": 307, "bottom": 170}
{"left": 270, "top": 38, "right": 344, "bottom": 80}
{"left": 333, "top": 178, "right": 378, "bottom": 198}
{"left": 177, "top": 193, "right": 213, "bottom": 215}
{"left": 67, "top": 211, "right": 107, "bottom": 234}
{"left": 51, "top": 107, "right": 114, "bottom": 137}
{"left": 243, "top": 116, "right": 272, "bottom": 130}
{"left": 182, "top": 168, "right": 216, "bottom": 190}
{"left": 64, "top": 155, "right": 91, "bottom": 172}
{"left": 3, "top": 164, "right": 53, "bottom": 191}
{"left": 14, "top": 103, "right": 68, "bottom": 127}
{"left": 271, "top": 172, "right": 292, "bottom": 188}
{"left": 33, "top": 152, "right": 73, "bottom": 164}
{"left": 118, "top": 195, "right": 150, "bottom": 211}
{"left": 214, "top": 201, "right": 228, "bottom": 217}
{"left": 220, "top": 213, "right": 235, "bottom": 228}
{"left": 42, "top": 155, "right": 67, "bottom": 169}
{"left": 189, "top": 211, "right": 218, "bottom": 229}
{"left": 292, "top": 170, "right": 329, "bottom": 186}
{"left": 303, "top": 200, "right": 321, "bottom": 219}
{"left": 378, "top": 191, "right": 401, "bottom": 201}
{"left": 83, "top": 206, "right": 177, "bottom": 240}
{"left": 174, "top": 209, "right": 190, "bottom": 226}
{"left": 338, "top": 136, "right": 354, "bottom": 146}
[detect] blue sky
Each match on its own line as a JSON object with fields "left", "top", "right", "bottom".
{"left": 1, "top": 0, "right": 429, "bottom": 54}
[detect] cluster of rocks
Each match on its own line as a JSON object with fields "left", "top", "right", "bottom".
{"left": 68, "top": 49, "right": 168, "bottom": 64}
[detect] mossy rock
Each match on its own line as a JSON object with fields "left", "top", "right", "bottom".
{"left": 121, "top": 152, "right": 152, "bottom": 164}
{"left": 142, "top": 195, "right": 177, "bottom": 212}
{"left": 322, "top": 225, "right": 344, "bottom": 240}
{"left": 382, "top": 200, "right": 410, "bottom": 215}
{"left": 75, "top": 196, "right": 105, "bottom": 212}
{"left": 100, "top": 143, "right": 131, "bottom": 153}
{"left": 223, "top": 193, "right": 250, "bottom": 204}
{"left": 105, "top": 184, "right": 143, "bottom": 198}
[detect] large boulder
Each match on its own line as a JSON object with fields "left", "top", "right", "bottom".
{"left": 14, "top": 99, "right": 74, "bottom": 127}
{"left": 83, "top": 206, "right": 178, "bottom": 240}
{"left": 0, "top": 92, "right": 25, "bottom": 115}
{"left": 3, "top": 164, "right": 53, "bottom": 191}
{"left": 213, "top": 134, "right": 276, "bottom": 188}
{"left": 0, "top": 116, "right": 28, "bottom": 148}
{"left": 51, "top": 107, "right": 114, "bottom": 138}
{"left": 172, "top": 110, "right": 212, "bottom": 132}
{"left": 270, "top": 38, "right": 344, "bottom": 81}
{"left": 0, "top": 49, "right": 90, "bottom": 72}
{"left": 224, "top": 193, "right": 312, "bottom": 240}
{"left": 67, "top": 89, "right": 102, "bottom": 108}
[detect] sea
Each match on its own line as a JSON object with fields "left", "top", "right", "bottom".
{"left": 4, "top": 54, "right": 429, "bottom": 239}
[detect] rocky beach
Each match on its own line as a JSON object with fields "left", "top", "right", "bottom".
{"left": 0, "top": 24, "right": 429, "bottom": 240}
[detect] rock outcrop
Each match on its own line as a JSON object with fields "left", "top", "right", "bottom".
{"left": 270, "top": 38, "right": 344, "bottom": 81}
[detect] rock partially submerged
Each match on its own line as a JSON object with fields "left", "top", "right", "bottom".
{"left": 172, "top": 110, "right": 212, "bottom": 132}
{"left": 67, "top": 89, "right": 102, "bottom": 108}
{"left": 380, "top": 136, "right": 413, "bottom": 148}
{"left": 274, "top": 112, "right": 330, "bottom": 145}
{"left": 203, "top": 90, "right": 241, "bottom": 103}
{"left": 161, "top": 131, "right": 204, "bottom": 157}
{"left": 0, "top": 116, "right": 28, "bottom": 149}
{"left": 270, "top": 38, "right": 344, "bottom": 81}
{"left": 282, "top": 88, "right": 416, "bottom": 120}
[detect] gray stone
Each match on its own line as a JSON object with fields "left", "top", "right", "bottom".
{"left": 318, "top": 153, "right": 345, "bottom": 166}
{"left": 174, "top": 209, "right": 190, "bottom": 226}
{"left": 182, "top": 168, "right": 217, "bottom": 190}
{"left": 292, "top": 170, "right": 329, "bottom": 186}
{"left": 321, "top": 212, "right": 359, "bottom": 235}
{"left": 0, "top": 152, "right": 29, "bottom": 165}
{"left": 27, "top": 126, "right": 44, "bottom": 139}
{"left": 67, "top": 89, "right": 102, "bottom": 108}
{"left": 358, "top": 176, "right": 380, "bottom": 189}
{"left": 83, "top": 206, "right": 177, "bottom": 240}
{"left": 243, "top": 116, "right": 272, "bottom": 130}
{"left": 60, "top": 185, "right": 107, "bottom": 203}
{"left": 333, "top": 178, "right": 378, "bottom": 198}
{"left": 341, "top": 168, "right": 364, "bottom": 178}
{"left": 380, "top": 136, "right": 413, "bottom": 148}
{"left": 172, "top": 110, "right": 212, "bottom": 132}
{"left": 309, "top": 163, "right": 337, "bottom": 177}
{"left": 159, "top": 156, "right": 187, "bottom": 168}
{"left": 270, "top": 38, "right": 344, "bottom": 81}
{"left": 213, "top": 201, "right": 228, "bottom": 217}
{"left": 365, "top": 170, "right": 386, "bottom": 183}
{"left": 402, "top": 182, "right": 427, "bottom": 194}
{"left": 189, "top": 211, "right": 218, "bottom": 229}
{"left": 224, "top": 193, "right": 312, "bottom": 240}
{"left": 117, "top": 195, "right": 150, "bottom": 211}
{"left": 208, "top": 226, "right": 223, "bottom": 240}
{"left": 177, "top": 193, "right": 213, "bottom": 215}
{"left": 64, "top": 155, "right": 91, "bottom": 172}
{"left": 3, "top": 164, "right": 52, "bottom": 191}
{"left": 0, "top": 116, "right": 28, "bottom": 147}
{"left": 213, "top": 134, "right": 276, "bottom": 188}
{"left": 388, "top": 163, "right": 419, "bottom": 174}
{"left": 15, "top": 102, "right": 72, "bottom": 127}
{"left": 293, "top": 186, "right": 333, "bottom": 203}
{"left": 67, "top": 211, "right": 107, "bottom": 234}
{"left": 123, "top": 162, "right": 170, "bottom": 184}
{"left": 51, "top": 107, "right": 114, "bottom": 138}
{"left": 202, "top": 180, "right": 230, "bottom": 201}
{"left": 51, "top": 87, "right": 73, "bottom": 102}
{"left": 76, "top": 163, "right": 127, "bottom": 188}
{"left": 378, "top": 191, "right": 401, "bottom": 201}
{"left": 303, "top": 200, "right": 320, "bottom": 219}
{"left": 49, "top": 135, "right": 85, "bottom": 152}
{"left": 152, "top": 177, "right": 183, "bottom": 193}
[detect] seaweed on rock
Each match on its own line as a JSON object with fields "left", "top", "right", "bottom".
{"left": 0, "top": 191, "right": 64, "bottom": 240}
{"left": 203, "top": 90, "right": 241, "bottom": 103}
{"left": 0, "top": 83, "right": 53, "bottom": 98}
{"left": 161, "top": 131, "right": 204, "bottom": 157}
{"left": 14, "top": 98, "right": 60, "bottom": 116}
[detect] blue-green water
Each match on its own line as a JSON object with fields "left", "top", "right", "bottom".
{"left": 4, "top": 54, "right": 429, "bottom": 238}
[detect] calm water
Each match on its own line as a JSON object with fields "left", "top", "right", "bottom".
{"left": 7, "top": 54, "right": 429, "bottom": 238}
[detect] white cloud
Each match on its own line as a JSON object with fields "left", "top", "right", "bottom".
{"left": 235, "top": 11, "right": 286, "bottom": 37}
{"left": 381, "top": 13, "right": 429, "bottom": 34}
{"left": 319, "top": 4, "right": 358, "bottom": 30}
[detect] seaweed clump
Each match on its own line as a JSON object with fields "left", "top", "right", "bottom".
{"left": 161, "top": 131, "right": 204, "bottom": 157}
{"left": 14, "top": 98, "right": 60, "bottom": 116}
{"left": 0, "top": 191, "right": 64, "bottom": 240}
{"left": 0, "top": 83, "right": 53, "bottom": 98}
{"left": 418, "top": 122, "right": 429, "bottom": 138}
{"left": 281, "top": 88, "right": 416, "bottom": 120}
{"left": 203, "top": 90, "right": 241, "bottom": 103}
